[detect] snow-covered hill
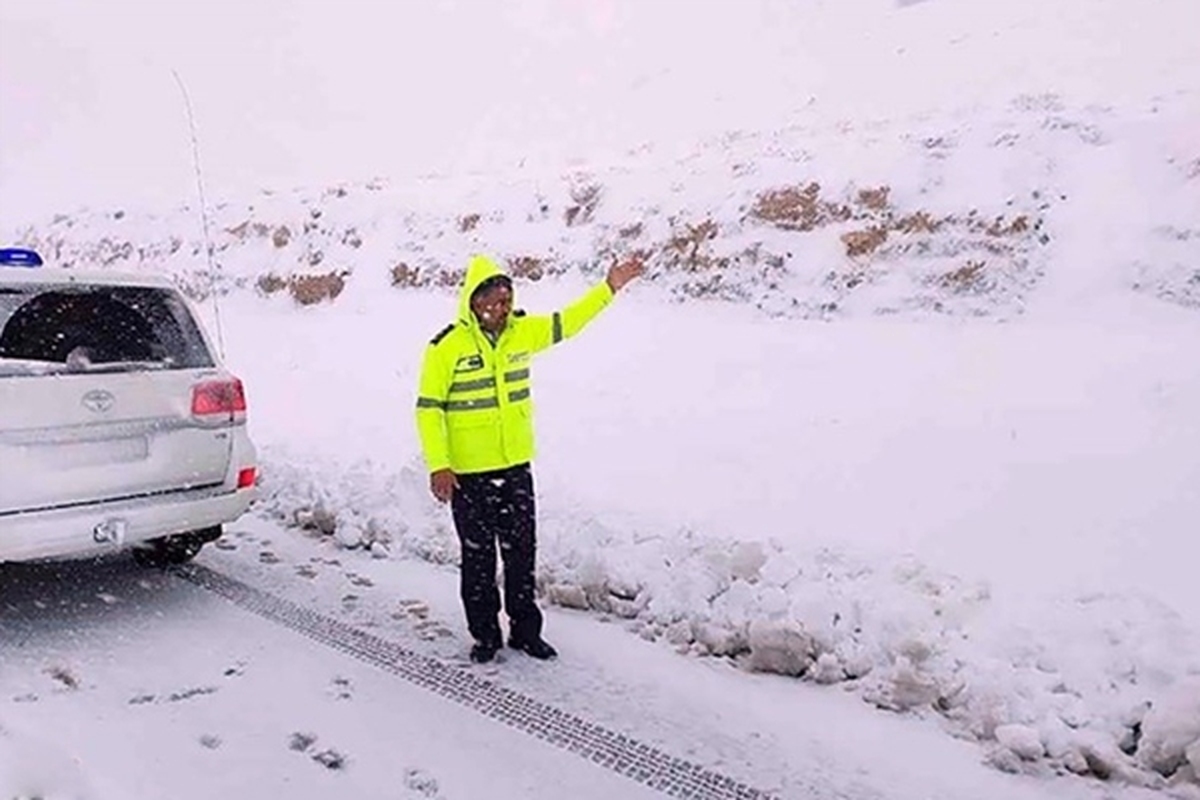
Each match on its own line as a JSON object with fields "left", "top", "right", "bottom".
{"left": 9, "top": 90, "right": 1199, "bottom": 321}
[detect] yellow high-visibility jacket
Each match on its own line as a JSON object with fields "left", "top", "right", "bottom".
{"left": 415, "top": 255, "right": 614, "bottom": 475}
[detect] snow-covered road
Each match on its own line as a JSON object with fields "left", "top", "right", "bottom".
{"left": 2, "top": 515, "right": 1168, "bottom": 800}
{"left": 0, "top": 538, "right": 665, "bottom": 800}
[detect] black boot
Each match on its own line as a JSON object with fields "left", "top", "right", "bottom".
{"left": 469, "top": 639, "right": 501, "bottom": 663}
{"left": 508, "top": 635, "right": 557, "bottom": 660}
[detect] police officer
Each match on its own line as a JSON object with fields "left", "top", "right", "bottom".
{"left": 415, "top": 253, "right": 645, "bottom": 663}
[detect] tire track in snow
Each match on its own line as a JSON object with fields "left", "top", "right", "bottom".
{"left": 172, "top": 562, "right": 783, "bottom": 800}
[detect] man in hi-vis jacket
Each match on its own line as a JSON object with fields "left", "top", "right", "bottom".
{"left": 415, "top": 253, "right": 645, "bottom": 663}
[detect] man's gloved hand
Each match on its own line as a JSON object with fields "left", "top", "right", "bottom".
{"left": 430, "top": 469, "right": 459, "bottom": 503}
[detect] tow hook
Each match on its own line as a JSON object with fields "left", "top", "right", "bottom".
{"left": 93, "top": 518, "right": 128, "bottom": 545}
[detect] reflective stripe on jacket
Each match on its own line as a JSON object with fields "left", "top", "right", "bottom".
{"left": 415, "top": 254, "right": 614, "bottom": 474}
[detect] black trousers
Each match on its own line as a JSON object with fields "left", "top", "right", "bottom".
{"left": 450, "top": 463, "right": 543, "bottom": 646}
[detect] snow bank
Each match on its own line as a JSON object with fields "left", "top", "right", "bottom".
{"left": 249, "top": 447, "right": 1200, "bottom": 793}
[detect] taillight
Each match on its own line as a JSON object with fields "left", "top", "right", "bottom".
{"left": 192, "top": 378, "right": 247, "bottom": 423}
{"left": 237, "top": 467, "right": 257, "bottom": 489}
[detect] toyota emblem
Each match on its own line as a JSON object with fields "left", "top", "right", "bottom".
{"left": 81, "top": 389, "right": 116, "bottom": 413}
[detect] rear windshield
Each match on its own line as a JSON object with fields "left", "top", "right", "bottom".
{"left": 0, "top": 283, "right": 215, "bottom": 377}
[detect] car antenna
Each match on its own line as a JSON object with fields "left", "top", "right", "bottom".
{"left": 171, "top": 68, "right": 227, "bottom": 361}
{"left": 172, "top": 69, "right": 239, "bottom": 493}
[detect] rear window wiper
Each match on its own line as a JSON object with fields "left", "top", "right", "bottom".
{"left": 0, "top": 359, "right": 71, "bottom": 377}
{"left": 69, "top": 360, "right": 173, "bottom": 374}
{"left": 0, "top": 357, "right": 176, "bottom": 376}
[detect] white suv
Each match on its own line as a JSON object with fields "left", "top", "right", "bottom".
{"left": 0, "top": 248, "right": 257, "bottom": 565}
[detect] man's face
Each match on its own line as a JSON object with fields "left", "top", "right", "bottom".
{"left": 471, "top": 283, "right": 513, "bottom": 334}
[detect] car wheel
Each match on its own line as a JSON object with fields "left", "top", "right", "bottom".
{"left": 132, "top": 542, "right": 171, "bottom": 568}
{"left": 132, "top": 527, "right": 219, "bottom": 567}
{"left": 162, "top": 536, "right": 204, "bottom": 564}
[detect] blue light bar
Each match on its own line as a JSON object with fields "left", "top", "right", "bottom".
{"left": 0, "top": 248, "right": 44, "bottom": 267}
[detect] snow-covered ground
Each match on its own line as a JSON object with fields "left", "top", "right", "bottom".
{"left": 3, "top": 0, "right": 1200, "bottom": 796}
{"left": 0, "top": 513, "right": 1190, "bottom": 800}
{"left": 0, "top": 532, "right": 678, "bottom": 800}
{"left": 2, "top": 515, "right": 1179, "bottom": 800}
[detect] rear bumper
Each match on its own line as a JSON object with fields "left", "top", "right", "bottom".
{"left": 0, "top": 483, "right": 256, "bottom": 562}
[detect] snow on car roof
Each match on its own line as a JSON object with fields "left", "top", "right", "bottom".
{"left": 0, "top": 265, "right": 177, "bottom": 289}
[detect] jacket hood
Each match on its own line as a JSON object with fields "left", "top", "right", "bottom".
{"left": 458, "top": 254, "right": 512, "bottom": 327}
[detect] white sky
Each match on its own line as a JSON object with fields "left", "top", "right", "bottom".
{"left": 3, "top": 0, "right": 1198, "bottom": 221}
{"left": 1, "top": 0, "right": 792, "bottom": 217}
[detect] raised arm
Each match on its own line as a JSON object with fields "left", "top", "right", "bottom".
{"left": 524, "top": 255, "right": 645, "bottom": 353}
